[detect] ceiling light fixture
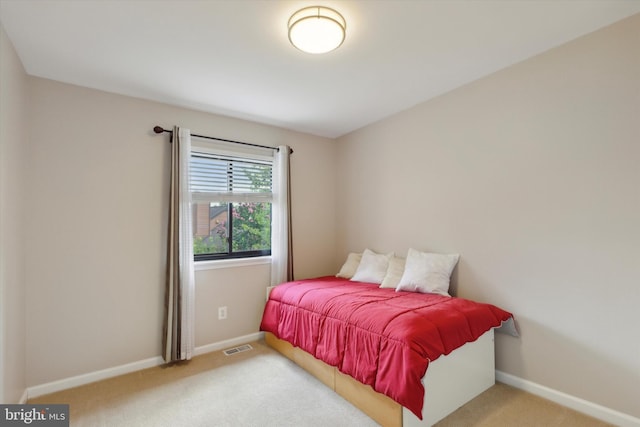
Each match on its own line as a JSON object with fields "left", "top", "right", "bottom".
{"left": 288, "top": 6, "right": 346, "bottom": 54}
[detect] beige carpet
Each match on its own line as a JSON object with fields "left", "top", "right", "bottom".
{"left": 30, "top": 340, "right": 612, "bottom": 427}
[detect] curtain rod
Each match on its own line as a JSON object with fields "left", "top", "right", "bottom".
{"left": 153, "top": 126, "right": 293, "bottom": 153}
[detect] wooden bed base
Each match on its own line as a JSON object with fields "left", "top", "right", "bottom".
{"left": 264, "top": 329, "right": 496, "bottom": 427}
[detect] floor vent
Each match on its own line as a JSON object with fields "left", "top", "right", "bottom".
{"left": 222, "top": 344, "right": 253, "bottom": 356}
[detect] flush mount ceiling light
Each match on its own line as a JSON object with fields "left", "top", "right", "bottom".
{"left": 288, "top": 6, "right": 346, "bottom": 54}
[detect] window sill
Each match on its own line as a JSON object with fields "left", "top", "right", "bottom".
{"left": 194, "top": 256, "right": 271, "bottom": 271}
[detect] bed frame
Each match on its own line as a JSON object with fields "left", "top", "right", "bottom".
{"left": 264, "top": 329, "right": 495, "bottom": 427}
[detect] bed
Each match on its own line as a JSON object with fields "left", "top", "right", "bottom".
{"left": 260, "top": 275, "right": 515, "bottom": 427}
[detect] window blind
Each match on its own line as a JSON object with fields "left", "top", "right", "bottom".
{"left": 190, "top": 152, "right": 273, "bottom": 203}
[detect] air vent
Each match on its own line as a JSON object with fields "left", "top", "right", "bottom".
{"left": 223, "top": 344, "right": 253, "bottom": 356}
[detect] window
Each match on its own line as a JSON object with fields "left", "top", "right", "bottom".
{"left": 190, "top": 151, "right": 273, "bottom": 261}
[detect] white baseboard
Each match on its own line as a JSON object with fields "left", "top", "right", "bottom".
{"left": 27, "top": 332, "right": 265, "bottom": 400}
{"left": 193, "top": 332, "right": 264, "bottom": 356}
{"left": 28, "top": 355, "right": 164, "bottom": 399}
{"left": 19, "top": 389, "right": 28, "bottom": 404}
{"left": 496, "top": 370, "right": 640, "bottom": 427}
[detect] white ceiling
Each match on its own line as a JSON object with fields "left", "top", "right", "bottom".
{"left": 1, "top": 1, "right": 639, "bottom": 138}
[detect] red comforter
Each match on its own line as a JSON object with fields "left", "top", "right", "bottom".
{"left": 259, "top": 276, "right": 513, "bottom": 419}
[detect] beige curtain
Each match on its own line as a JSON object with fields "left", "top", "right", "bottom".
{"left": 163, "top": 126, "right": 195, "bottom": 362}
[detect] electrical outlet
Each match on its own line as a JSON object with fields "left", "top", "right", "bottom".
{"left": 218, "top": 306, "right": 227, "bottom": 320}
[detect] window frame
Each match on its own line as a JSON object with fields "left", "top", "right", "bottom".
{"left": 193, "top": 202, "right": 272, "bottom": 262}
{"left": 190, "top": 142, "right": 274, "bottom": 262}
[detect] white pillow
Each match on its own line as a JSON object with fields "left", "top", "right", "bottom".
{"left": 396, "top": 248, "right": 459, "bottom": 296}
{"left": 380, "top": 256, "right": 406, "bottom": 289}
{"left": 336, "top": 252, "right": 362, "bottom": 279}
{"left": 350, "top": 249, "right": 392, "bottom": 284}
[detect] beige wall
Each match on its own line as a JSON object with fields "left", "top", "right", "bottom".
{"left": 24, "top": 78, "right": 337, "bottom": 386}
{"left": 336, "top": 14, "right": 639, "bottom": 417}
{"left": 0, "top": 25, "right": 28, "bottom": 403}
